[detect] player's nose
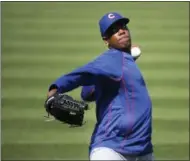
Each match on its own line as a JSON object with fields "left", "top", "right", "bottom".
{"left": 118, "top": 28, "right": 127, "bottom": 36}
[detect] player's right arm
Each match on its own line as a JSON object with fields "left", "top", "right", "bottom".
{"left": 81, "top": 85, "right": 95, "bottom": 102}
{"left": 131, "top": 45, "right": 141, "bottom": 61}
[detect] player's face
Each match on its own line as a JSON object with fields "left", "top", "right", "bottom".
{"left": 104, "top": 21, "right": 131, "bottom": 51}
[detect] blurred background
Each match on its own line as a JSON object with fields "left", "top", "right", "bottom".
{"left": 1, "top": 2, "right": 189, "bottom": 160}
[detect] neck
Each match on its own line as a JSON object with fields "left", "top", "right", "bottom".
{"left": 121, "top": 48, "right": 131, "bottom": 54}
{"left": 108, "top": 46, "right": 131, "bottom": 54}
{"left": 115, "top": 48, "right": 131, "bottom": 54}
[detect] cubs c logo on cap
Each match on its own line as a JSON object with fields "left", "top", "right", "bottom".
{"left": 108, "top": 13, "right": 115, "bottom": 19}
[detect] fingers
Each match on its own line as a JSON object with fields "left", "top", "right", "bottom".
{"left": 47, "top": 88, "right": 58, "bottom": 98}
{"left": 45, "top": 89, "right": 57, "bottom": 111}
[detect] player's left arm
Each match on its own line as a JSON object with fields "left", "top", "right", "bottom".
{"left": 81, "top": 85, "right": 95, "bottom": 102}
{"left": 48, "top": 51, "right": 123, "bottom": 94}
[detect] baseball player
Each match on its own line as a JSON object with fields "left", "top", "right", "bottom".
{"left": 46, "top": 12, "right": 154, "bottom": 160}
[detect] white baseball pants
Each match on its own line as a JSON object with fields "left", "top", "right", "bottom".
{"left": 90, "top": 147, "right": 154, "bottom": 161}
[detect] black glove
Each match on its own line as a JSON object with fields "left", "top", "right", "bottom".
{"left": 44, "top": 93, "right": 88, "bottom": 126}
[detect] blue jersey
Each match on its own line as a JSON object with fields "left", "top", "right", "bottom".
{"left": 49, "top": 48, "right": 153, "bottom": 156}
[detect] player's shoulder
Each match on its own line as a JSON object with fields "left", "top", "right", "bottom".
{"left": 98, "top": 48, "right": 123, "bottom": 60}
{"left": 103, "top": 48, "right": 122, "bottom": 55}
{"left": 89, "top": 49, "right": 123, "bottom": 68}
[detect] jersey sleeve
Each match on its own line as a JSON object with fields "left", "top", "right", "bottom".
{"left": 81, "top": 85, "right": 95, "bottom": 102}
{"left": 88, "top": 50, "right": 123, "bottom": 81}
{"left": 49, "top": 50, "right": 123, "bottom": 93}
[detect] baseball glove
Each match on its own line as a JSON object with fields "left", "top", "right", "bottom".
{"left": 44, "top": 93, "right": 88, "bottom": 126}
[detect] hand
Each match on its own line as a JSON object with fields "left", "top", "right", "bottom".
{"left": 131, "top": 45, "right": 141, "bottom": 60}
{"left": 45, "top": 89, "right": 58, "bottom": 112}
{"left": 47, "top": 88, "right": 57, "bottom": 98}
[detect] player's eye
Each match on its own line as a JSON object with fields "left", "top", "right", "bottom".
{"left": 104, "top": 28, "right": 116, "bottom": 39}
{"left": 104, "top": 22, "right": 128, "bottom": 39}
{"left": 111, "top": 25, "right": 127, "bottom": 34}
{"left": 112, "top": 27, "right": 119, "bottom": 34}
{"left": 121, "top": 24, "right": 128, "bottom": 30}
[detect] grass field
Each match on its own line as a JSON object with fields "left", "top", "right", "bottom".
{"left": 1, "top": 2, "right": 189, "bottom": 160}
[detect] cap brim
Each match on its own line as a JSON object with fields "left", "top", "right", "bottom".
{"left": 119, "top": 17, "right": 130, "bottom": 24}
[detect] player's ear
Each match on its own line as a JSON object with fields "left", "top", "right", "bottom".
{"left": 102, "top": 37, "right": 109, "bottom": 46}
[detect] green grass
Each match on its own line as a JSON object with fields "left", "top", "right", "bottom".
{"left": 1, "top": 1, "right": 189, "bottom": 160}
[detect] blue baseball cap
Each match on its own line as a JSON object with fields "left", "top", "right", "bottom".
{"left": 99, "top": 12, "right": 130, "bottom": 37}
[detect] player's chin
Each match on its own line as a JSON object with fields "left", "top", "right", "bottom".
{"left": 118, "top": 43, "right": 130, "bottom": 50}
